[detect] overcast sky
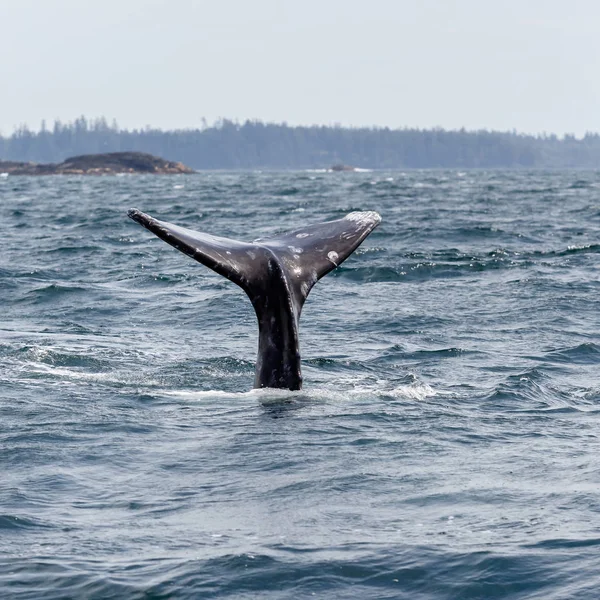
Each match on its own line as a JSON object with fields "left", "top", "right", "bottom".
{"left": 1, "top": 0, "right": 598, "bottom": 136}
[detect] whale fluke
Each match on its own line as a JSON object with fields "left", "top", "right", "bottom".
{"left": 128, "top": 208, "right": 381, "bottom": 390}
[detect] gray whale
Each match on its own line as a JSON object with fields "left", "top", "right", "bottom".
{"left": 128, "top": 209, "right": 381, "bottom": 390}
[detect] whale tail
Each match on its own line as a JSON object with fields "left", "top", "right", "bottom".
{"left": 128, "top": 208, "right": 381, "bottom": 389}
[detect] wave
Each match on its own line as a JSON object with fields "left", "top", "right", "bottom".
{"left": 483, "top": 367, "right": 598, "bottom": 413}
{"left": 329, "top": 241, "right": 600, "bottom": 282}
{"left": 544, "top": 343, "right": 600, "bottom": 365}
{"left": 523, "top": 244, "right": 600, "bottom": 258}
{"left": 332, "top": 259, "right": 520, "bottom": 282}
{"left": 24, "top": 284, "right": 89, "bottom": 303}
{"left": 0, "top": 514, "right": 53, "bottom": 531}
{"left": 0, "top": 546, "right": 592, "bottom": 599}
{"left": 16, "top": 345, "right": 112, "bottom": 370}
{"left": 273, "top": 187, "right": 301, "bottom": 196}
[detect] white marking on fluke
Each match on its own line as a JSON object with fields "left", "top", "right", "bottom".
{"left": 345, "top": 211, "right": 382, "bottom": 227}
{"left": 327, "top": 251, "right": 339, "bottom": 265}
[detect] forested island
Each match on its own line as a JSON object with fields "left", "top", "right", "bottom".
{"left": 0, "top": 152, "right": 194, "bottom": 175}
{"left": 2, "top": 117, "right": 600, "bottom": 169}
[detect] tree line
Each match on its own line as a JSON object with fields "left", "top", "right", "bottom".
{"left": 2, "top": 117, "right": 600, "bottom": 169}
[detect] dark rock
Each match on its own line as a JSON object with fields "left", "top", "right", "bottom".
{"left": 330, "top": 164, "right": 356, "bottom": 172}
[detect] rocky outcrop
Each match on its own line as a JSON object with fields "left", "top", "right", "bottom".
{"left": 0, "top": 152, "right": 195, "bottom": 175}
{"left": 330, "top": 164, "right": 357, "bottom": 172}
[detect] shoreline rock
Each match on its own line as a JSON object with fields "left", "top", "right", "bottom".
{"left": 0, "top": 152, "right": 195, "bottom": 175}
{"left": 330, "top": 164, "right": 357, "bottom": 172}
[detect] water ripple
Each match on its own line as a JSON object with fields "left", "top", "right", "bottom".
{"left": 1, "top": 170, "right": 599, "bottom": 598}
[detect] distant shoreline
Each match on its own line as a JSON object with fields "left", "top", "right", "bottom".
{"left": 0, "top": 152, "right": 195, "bottom": 175}
{"left": 3, "top": 119, "right": 600, "bottom": 169}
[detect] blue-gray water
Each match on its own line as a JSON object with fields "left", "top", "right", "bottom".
{"left": 1, "top": 170, "right": 599, "bottom": 599}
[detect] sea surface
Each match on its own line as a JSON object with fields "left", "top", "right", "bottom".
{"left": 1, "top": 170, "right": 599, "bottom": 599}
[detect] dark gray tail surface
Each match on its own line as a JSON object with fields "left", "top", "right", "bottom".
{"left": 128, "top": 209, "right": 381, "bottom": 389}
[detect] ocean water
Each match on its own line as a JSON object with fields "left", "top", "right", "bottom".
{"left": 1, "top": 170, "right": 599, "bottom": 599}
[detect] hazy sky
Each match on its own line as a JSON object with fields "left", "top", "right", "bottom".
{"left": 2, "top": 0, "right": 598, "bottom": 135}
